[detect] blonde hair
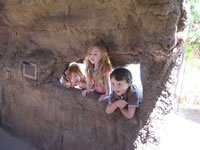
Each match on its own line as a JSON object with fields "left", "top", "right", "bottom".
{"left": 66, "top": 64, "right": 85, "bottom": 88}
{"left": 84, "top": 44, "right": 112, "bottom": 88}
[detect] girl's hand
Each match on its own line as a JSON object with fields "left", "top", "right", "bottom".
{"left": 116, "top": 100, "right": 127, "bottom": 108}
{"left": 60, "top": 76, "right": 66, "bottom": 84}
{"left": 60, "top": 77, "right": 70, "bottom": 87}
{"left": 82, "top": 89, "right": 88, "bottom": 96}
{"left": 98, "top": 94, "right": 106, "bottom": 102}
{"left": 82, "top": 89, "right": 94, "bottom": 96}
{"left": 79, "top": 82, "right": 87, "bottom": 89}
{"left": 64, "top": 82, "right": 70, "bottom": 88}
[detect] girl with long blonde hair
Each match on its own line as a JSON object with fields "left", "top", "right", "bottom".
{"left": 82, "top": 43, "right": 112, "bottom": 101}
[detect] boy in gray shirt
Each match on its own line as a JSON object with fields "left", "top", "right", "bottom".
{"left": 106, "top": 68, "right": 140, "bottom": 119}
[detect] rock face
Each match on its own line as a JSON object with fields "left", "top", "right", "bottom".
{"left": 0, "top": 0, "right": 188, "bottom": 150}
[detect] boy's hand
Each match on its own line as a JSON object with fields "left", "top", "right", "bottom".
{"left": 116, "top": 100, "right": 127, "bottom": 108}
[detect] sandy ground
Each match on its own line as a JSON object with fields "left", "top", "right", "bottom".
{"left": 0, "top": 128, "right": 38, "bottom": 150}
{"left": 159, "top": 104, "right": 200, "bottom": 150}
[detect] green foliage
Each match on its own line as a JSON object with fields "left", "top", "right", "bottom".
{"left": 184, "top": 42, "right": 200, "bottom": 70}
{"left": 184, "top": 0, "right": 200, "bottom": 70}
{"left": 187, "top": 31, "right": 200, "bottom": 42}
{"left": 188, "top": 0, "right": 200, "bottom": 24}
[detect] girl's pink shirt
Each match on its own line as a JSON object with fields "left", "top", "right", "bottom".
{"left": 93, "top": 68, "right": 109, "bottom": 94}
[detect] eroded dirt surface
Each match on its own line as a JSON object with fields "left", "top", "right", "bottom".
{"left": 0, "top": 128, "right": 38, "bottom": 150}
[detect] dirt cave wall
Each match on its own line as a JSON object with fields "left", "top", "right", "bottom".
{"left": 0, "top": 0, "right": 188, "bottom": 150}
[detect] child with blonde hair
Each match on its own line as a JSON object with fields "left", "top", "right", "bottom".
{"left": 82, "top": 43, "right": 112, "bottom": 102}
{"left": 60, "top": 63, "right": 87, "bottom": 89}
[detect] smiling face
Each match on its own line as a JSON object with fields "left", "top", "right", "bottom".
{"left": 70, "top": 72, "right": 81, "bottom": 86}
{"left": 88, "top": 47, "right": 102, "bottom": 66}
{"left": 111, "top": 76, "right": 131, "bottom": 96}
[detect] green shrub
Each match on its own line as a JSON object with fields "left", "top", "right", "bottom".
{"left": 184, "top": 0, "right": 200, "bottom": 70}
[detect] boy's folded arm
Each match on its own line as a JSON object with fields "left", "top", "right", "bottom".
{"left": 120, "top": 107, "right": 136, "bottom": 119}
{"left": 106, "top": 100, "right": 126, "bottom": 114}
{"left": 106, "top": 102, "right": 119, "bottom": 114}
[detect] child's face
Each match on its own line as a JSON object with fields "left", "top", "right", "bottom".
{"left": 89, "top": 47, "right": 102, "bottom": 66}
{"left": 71, "top": 72, "right": 81, "bottom": 86}
{"left": 111, "top": 77, "right": 131, "bottom": 96}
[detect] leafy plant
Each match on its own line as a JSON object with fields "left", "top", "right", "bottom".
{"left": 184, "top": 0, "right": 200, "bottom": 70}
{"left": 184, "top": 43, "right": 200, "bottom": 70}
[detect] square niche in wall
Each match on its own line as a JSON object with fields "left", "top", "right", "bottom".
{"left": 22, "top": 61, "right": 37, "bottom": 80}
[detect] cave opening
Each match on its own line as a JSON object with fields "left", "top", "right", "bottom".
{"left": 0, "top": 0, "right": 189, "bottom": 149}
